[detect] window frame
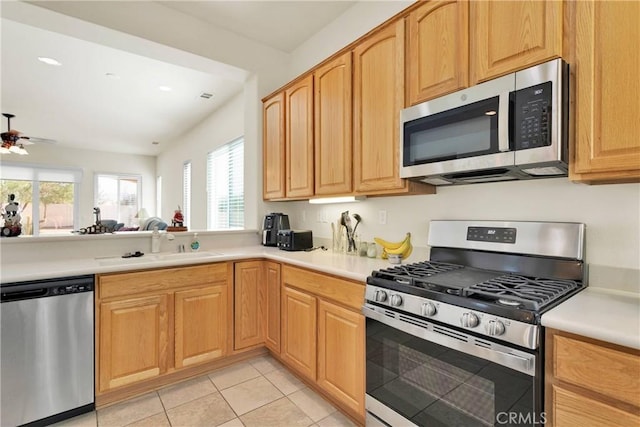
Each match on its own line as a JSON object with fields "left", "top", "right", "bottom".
{"left": 94, "top": 172, "right": 142, "bottom": 226}
{"left": 182, "top": 161, "right": 191, "bottom": 228}
{"left": 206, "top": 136, "right": 244, "bottom": 230}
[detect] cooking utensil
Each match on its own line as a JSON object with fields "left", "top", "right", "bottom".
{"left": 341, "top": 211, "right": 355, "bottom": 252}
{"left": 352, "top": 213, "right": 362, "bottom": 235}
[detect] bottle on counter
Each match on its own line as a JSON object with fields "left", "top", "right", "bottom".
{"left": 190, "top": 233, "right": 200, "bottom": 252}
{"left": 151, "top": 226, "right": 160, "bottom": 253}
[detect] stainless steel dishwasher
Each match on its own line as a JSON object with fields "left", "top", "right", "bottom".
{"left": 1, "top": 275, "right": 95, "bottom": 427}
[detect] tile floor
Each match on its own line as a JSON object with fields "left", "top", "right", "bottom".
{"left": 53, "top": 355, "right": 357, "bottom": 427}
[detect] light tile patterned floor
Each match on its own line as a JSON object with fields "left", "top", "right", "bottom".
{"left": 53, "top": 355, "right": 357, "bottom": 427}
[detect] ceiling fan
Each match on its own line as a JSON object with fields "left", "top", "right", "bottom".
{"left": 1, "top": 113, "right": 57, "bottom": 155}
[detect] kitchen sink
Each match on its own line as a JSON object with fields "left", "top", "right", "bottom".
{"left": 155, "top": 251, "right": 224, "bottom": 260}
{"left": 96, "top": 256, "right": 156, "bottom": 266}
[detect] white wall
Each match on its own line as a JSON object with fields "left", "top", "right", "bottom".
{"left": 1, "top": 145, "right": 156, "bottom": 227}
{"left": 157, "top": 92, "right": 244, "bottom": 229}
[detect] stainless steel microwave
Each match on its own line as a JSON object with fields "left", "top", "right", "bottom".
{"left": 400, "top": 59, "right": 569, "bottom": 185}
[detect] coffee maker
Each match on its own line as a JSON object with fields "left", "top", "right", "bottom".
{"left": 262, "top": 213, "right": 290, "bottom": 246}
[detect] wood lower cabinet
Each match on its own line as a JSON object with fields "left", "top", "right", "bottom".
{"left": 96, "top": 263, "right": 231, "bottom": 395}
{"left": 175, "top": 285, "right": 228, "bottom": 368}
{"left": 264, "top": 261, "right": 281, "bottom": 353}
{"left": 98, "top": 293, "right": 169, "bottom": 392}
{"left": 234, "top": 261, "right": 265, "bottom": 350}
{"left": 280, "top": 265, "right": 365, "bottom": 422}
{"left": 569, "top": 0, "right": 640, "bottom": 183}
{"left": 281, "top": 285, "right": 317, "bottom": 381}
{"left": 317, "top": 299, "right": 365, "bottom": 417}
{"left": 470, "top": 0, "right": 562, "bottom": 83}
{"left": 545, "top": 329, "right": 640, "bottom": 426}
{"left": 407, "top": 0, "right": 469, "bottom": 105}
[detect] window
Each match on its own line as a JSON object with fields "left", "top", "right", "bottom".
{"left": 0, "top": 163, "right": 81, "bottom": 236}
{"left": 207, "top": 137, "right": 244, "bottom": 230}
{"left": 95, "top": 174, "right": 141, "bottom": 227}
{"left": 156, "top": 175, "right": 162, "bottom": 219}
{"left": 182, "top": 161, "right": 191, "bottom": 227}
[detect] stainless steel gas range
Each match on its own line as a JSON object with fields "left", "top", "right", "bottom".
{"left": 363, "top": 220, "right": 586, "bottom": 427}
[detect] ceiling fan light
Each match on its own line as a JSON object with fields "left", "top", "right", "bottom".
{"left": 8, "top": 144, "right": 21, "bottom": 153}
{"left": 17, "top": 145, "right": 29, "bottom": 155}
{"left": 0, "top": 144, "right": 10, "bottom": 154}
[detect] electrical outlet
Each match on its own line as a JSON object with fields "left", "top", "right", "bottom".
{"left": 378, "top": 210, "right": 387, "bottom": 225}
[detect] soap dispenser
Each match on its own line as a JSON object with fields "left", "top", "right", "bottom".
{"left": 190, "top": 233, "right": 200, "bottom": 252}
{"left": 151, "top": 226, "right": 161, "bottom": 253}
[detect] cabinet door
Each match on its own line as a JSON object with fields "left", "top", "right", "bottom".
{"left": 234, "top": 261, "right": 264, "bottom": 350}
{"left": 286, "top": 75, "right": 314, "bottom": 198}
{"left": 471, "top": 0, "right": 562, "bottom": 83}
{"left": 263, "top": 92, "right": 286, "bottom": 199}
{"left": 317, "top": 299, "right": 365, "bottom": 417}
{"left": 281, "top": 286, "right": 317, "bottom": 380}
{"left": 570, "top": 0, "right": 640, "bottom": 183}
{"left": 264, "top": 261, "right": 281, "bottom": 353}
{"left": 407, "top": 0, "right": 469, "bottom": 105}
{"left": 314, "top": 52, "right": 352, "bottom": 195}
{"left": 99, "top": 294, "right": 169, "bottom": 392}
{"left": 353, "top": 20, "right": 406, "bottom": 194}
{"left": 175, "top": 284, "right": 228, "bottom": 368}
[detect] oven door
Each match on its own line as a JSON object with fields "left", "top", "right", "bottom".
{"left": 363, "top": 304, "right": 542, "bottom": 427}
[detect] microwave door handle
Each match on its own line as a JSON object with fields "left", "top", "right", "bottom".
{"left": 498, "top": 92, "right": 510, "bottom": 152}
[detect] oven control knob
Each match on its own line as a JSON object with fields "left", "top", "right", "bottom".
{"left": 374, "top": 290, "right": 388, "bottom": 303}
{"left": 486, "top": 320, "right": 506, "bottom": 336}
{"left": 390, "top": 294, "right": 403, "bottom": 307}
{"left": 461, "top": 312, "right": 479, "bottom": 328}
{"left": 421, "top": 302, "right": 437, "bottom": 317}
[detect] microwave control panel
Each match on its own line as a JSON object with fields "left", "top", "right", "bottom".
{"left": 513, "top": 81, "right": 552, "bottom": 150}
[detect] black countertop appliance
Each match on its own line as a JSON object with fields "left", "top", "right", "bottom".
{"left": 262, "top": 213, "right": 290, "bottom": 246}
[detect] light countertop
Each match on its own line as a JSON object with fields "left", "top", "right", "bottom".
{"left": 0, "top": 245, "right": 407, "bottom": 284}
{"left": 541, "top": 287, "right": 640, "bottom": 350}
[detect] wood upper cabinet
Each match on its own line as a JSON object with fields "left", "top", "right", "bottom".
{"left": 281, "top": 285, "right": 317, "bottom": 381}
{"left": 407, "top": 0, "right": 469, "bottom": 105}
{"left": 98, "top": 293, "right": 169, "bottom": 392}
{"left": 175, "top": 285, "right": 228, "bottom": 368}
{"left": 545, "top": 329, "right": 640, "bottom": 427}
{"left": 353, "top": 20, "right": 406, "bottom": 194}
{"left": 264, "top": 261, "right": 281, "bottom": 353}
{"left": 317, "top": 299, "right": 365, "bottom": 417}
{"left": 470, "top": 0, "right": 562, "bottom": 83}
{"left": 570, "top": 0, "right": 640, "bottom": 183}
{"left": 285, "top": 75, "right": 315, "bottom": 198}
{"left": 263, "top": 92, "right": 286, "bottom": 199}
{"left": 314, "top": 52, "right": 353, "bottom": 195}
{"left": 234, "top": 261, "right": 265, "bottom": 350}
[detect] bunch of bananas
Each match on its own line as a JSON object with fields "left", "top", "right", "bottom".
{"left": 374, "top": 232, "right": 412, "bottom": 260}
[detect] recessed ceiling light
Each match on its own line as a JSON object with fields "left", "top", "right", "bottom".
{"left": 105, "top": 73, "right": 121, "bottom": 79}
{"left": 38, "top": 57, "right": 62, "bottom": 66}
{"left": 158, "top": 86, "right": 172, "bottom": 92}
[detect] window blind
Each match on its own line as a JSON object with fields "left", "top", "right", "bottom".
{"left": 207, "top": 137, "right": 244, "bottom": 230}
{"left": 0, "top": 162, "right": 82, "bottom": 183}
{"left": 182, "top": 161, "right": 191, "bottom": 227}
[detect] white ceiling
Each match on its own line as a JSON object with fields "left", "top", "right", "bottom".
{"left": 1, "top": 1, "right": 355, "bottom": 156}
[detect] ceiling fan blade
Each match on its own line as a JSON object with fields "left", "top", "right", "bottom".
{"left": 19, "top": 136, "right": 57, "bottom": 144}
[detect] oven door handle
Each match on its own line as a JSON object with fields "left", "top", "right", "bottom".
{"left": 363, "top": 305, "right": 536, "bottom": 376}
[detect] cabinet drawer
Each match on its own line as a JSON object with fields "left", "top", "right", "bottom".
{"left": 553, "top": 335, "right": 640, "bottom": 407}
{"left": 282, "top": 265, "right": 364, "bottom": 311}
{"left": 552, "top": 385, "right": 640, "bottom": 427}
{"left": 99, "top": 263, "right": 228, "bottom": 299}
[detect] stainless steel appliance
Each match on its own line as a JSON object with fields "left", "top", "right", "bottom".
{"left": 277, "top": 229, "right": 313, "bottom": 251}
{"left": 1, "top": 275, "right": 95, "bottom": 427}
{"left": 262, "top": 212, "right": 290, "bottom": 246}
{"left": 364, "top": 220, "right": 586, "bottom": 427}
{"left": 400, "top": 59, "right": 569, "bottom": 185}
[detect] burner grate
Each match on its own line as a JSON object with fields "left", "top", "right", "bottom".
{"left": 465, "top": 275, "right": 581, "bottom": 310}
{"left": 373, "top": 261, "right": 464, "bottom": 288}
